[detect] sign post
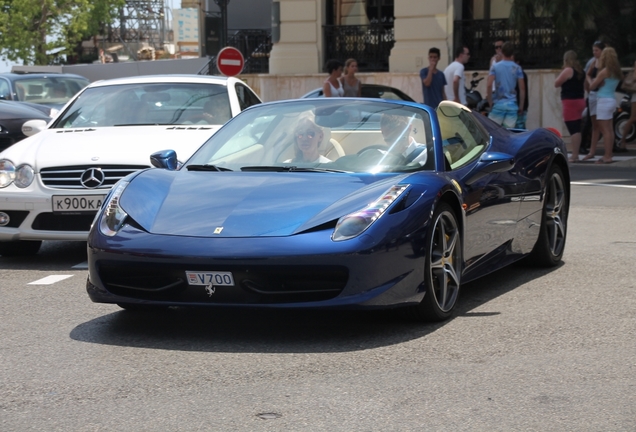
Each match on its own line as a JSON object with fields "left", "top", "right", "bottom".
{"left": 216, "top": 47, "right": 245, "bottom": 77}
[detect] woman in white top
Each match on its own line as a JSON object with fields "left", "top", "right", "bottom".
{"left": 323, "top": 59, "right": 344, "bottom": 97}
{"left": 285, "top": 116, "right": 331, "bottom": 163}
{"left": 340, "top": 58, "right": 362, "bottom": 97}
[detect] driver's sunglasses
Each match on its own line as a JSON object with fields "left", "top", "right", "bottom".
{"left": 495, "top": 44, "right": 503, "bottom": 49}
{"left": 296, "top": 130, "right": 317, "bottom": 139}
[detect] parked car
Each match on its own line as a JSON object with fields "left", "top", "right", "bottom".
{"left": 85, "top": 98, "right": 570, "bottom": 321}
{"left": 0, "top": 101, "right": 51, "bottom": 152}
{"left": 302, "top": 83, "right": 415, "bottom": 101}
{"left": 0, "top": 72, "right": 90, "bottom": 117}
{"left": 0, "top": 75, "right": 262, "bottom": 256}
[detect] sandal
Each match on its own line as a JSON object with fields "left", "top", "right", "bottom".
{"left": 581, "top": 154, "right": 595, "bottom": 161}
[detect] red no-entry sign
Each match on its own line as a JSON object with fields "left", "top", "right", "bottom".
{"left": 216, "top": 47, "right": 245, "bottom": 77}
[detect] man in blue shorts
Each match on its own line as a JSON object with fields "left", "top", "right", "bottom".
{"left": 487, "top": 42, "right": 525, "bottom": 128}
{"left": 420, "top": 47, "right": 447, "bottom": 108}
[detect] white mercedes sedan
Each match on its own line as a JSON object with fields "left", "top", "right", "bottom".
{"left": 0, "top": 74, "right": 261, "bottom": 255}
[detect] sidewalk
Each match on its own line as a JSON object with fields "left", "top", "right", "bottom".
{"left": 562, "top": 135, "right": 636, "bottom": 167}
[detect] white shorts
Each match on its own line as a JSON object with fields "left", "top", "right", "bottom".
{"left": 596, "top": 97, "right": 616, "bottom": 120}
{"left": 588, "top": 92, "right": 597, "bottom": 116}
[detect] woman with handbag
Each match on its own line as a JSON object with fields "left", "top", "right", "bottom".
{"left": 616, "top": 60, "right": 636, "bottom": 152}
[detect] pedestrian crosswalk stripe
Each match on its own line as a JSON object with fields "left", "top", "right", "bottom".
{"left": 28, "top": 275, "right": 74, "bottom": 285}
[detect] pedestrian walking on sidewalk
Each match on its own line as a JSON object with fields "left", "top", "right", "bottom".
{"left": 617, "top": 60, "right": 636, "bottom": 152}
{"left": 486, "top": 42, "right": 525, "bottom": 128}
{"left": 555, "top": 50, "right": 586, "bottom": 162}
{"left": 444, "top": 46, "right": 470, "bottom": 105}
{"left": 420, "top": 47, "right": 447, "bottom": 108}
{"left": 340, "top": 58, "right": 362, "bottom": 97}
{"left": 585, "top": 47, "right": 622, "bottom": 164}
{"left": 323, "top": 59, "right": 344, "bottom": 97}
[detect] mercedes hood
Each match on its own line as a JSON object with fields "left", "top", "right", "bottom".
{"left": 0, "top": 125, "right": 219, "bottom": 167}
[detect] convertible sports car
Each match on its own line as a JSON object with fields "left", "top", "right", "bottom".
{"left": 86, "top": 98, "right": 570, "bottom": 321}
{"left": 0, "top": 75, "right": 261, "bottom": 255}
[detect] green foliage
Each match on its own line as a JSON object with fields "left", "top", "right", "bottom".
{"left": 0, "top": 0, "right": 124, "bottom": 66}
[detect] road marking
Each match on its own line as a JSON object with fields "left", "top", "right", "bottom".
{"left": 72, "top": 261, "right": 88, "bottom": 269}
{"left": 571, "top": 181, "right": 636, "bottom": 189}
{"left": 28, "top": 275, "right": 74, "bottom": 285}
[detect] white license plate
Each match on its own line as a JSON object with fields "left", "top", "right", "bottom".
{"left": 186, "top": 271, "right": 235, "bottom": 287}
{"left": 52, "top": 195, "right": 105, "bottom": 213}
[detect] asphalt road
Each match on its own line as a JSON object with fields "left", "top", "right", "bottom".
{"left": 1, "top": 162, "right": 635, "bottom": 431}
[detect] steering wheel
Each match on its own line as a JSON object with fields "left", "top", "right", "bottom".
{"left": 357, "top": 144, "right": 389, "bottom": 155}
{"left": 357, "top": 145, "right": 407, "bottom": 167}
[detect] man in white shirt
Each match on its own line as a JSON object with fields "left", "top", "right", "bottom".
{"left": 444, "top": 46, "right": 471, "bottom": 105}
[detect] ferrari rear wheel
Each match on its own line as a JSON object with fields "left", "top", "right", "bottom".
{"left": 409, "top": 203, "right": 462, "bottom": 322}
{"left": 0, "top": 240, "right": 42, "bottom": 256}
{"left": 529, "top": 165, "right": 568, "bottom": 267}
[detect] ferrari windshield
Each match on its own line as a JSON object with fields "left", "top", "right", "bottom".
{"left": 53, "top": 83, "right": 231, "bottom": 128}
{"left": 186, "top": 99, "right": 434, "bottom": 173}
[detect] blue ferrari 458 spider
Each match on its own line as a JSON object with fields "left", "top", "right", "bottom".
{"left": 86, "top": 98, "right": 570, "bottom": 321}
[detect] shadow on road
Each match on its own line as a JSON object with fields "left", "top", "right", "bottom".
{"left": 70, "top": 261, "right": 560, "bottom": 354}
{"left": 0, "top": 241, "right": 87, "bottom": 270}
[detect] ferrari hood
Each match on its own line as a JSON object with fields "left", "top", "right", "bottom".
{"left": 120, "top": 169, "right": 408, "bottom": 237}
{"left": 0, "top": 126, "right": 219, "bottom": 167}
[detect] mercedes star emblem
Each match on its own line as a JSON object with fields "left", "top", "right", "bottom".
{"left": 80, "top": 168, "right": 105, "bottom": 189}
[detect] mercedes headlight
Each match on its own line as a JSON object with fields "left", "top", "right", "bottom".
{"left": 0, "top": 160, "right": 16, "bottom": 188}
{"left": 332, "top": 185, "right": 409, "bottom": 241}
{"left": 99, "top": 181, "right": 129, "bottom": 236}
{"left": 14, "top": 165, "right": 35, "bottom": 188}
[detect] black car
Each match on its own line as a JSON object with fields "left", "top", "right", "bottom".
{"left": 0, "top": 73, "right": 90, "bottom": 116}
{"left": 0, "top": 101, "right": 51, "bottom": 152}
{"left": 301, "top": 83, "right": 415, "bottom": 101}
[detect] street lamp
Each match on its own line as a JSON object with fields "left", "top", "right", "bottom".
{"left": 213, "top": 0, "right": 229, "bottom": 48}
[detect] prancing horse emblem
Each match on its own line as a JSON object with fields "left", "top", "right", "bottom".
{"left": 204, "top": 283, "right": 216, "bottom": 297}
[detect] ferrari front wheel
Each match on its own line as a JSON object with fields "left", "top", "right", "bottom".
{"left": 529, "top": 164, "right": 568, "bottom": 267}
{"left": 408, "top": 203, "right": 462, "bottom": 322}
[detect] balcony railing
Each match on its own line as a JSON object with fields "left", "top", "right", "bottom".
{"left": 454, "top": 18, "right": 568, "bottom": 70}
{"left": 323, "top": 24, "right": 394, "bottom": 72}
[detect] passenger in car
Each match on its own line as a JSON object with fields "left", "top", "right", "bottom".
{"left": 285, "top": 116, "right": 332, "bottom": 163}
{"left": 379, "top": 113, "right": 428, "bottom": 166}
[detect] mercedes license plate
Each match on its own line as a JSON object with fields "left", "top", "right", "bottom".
{"left": 186, "top": 271, "right": 235, "bottom": 287}
{"left": 52, "top": 195, "right": 105, "bottom": 213}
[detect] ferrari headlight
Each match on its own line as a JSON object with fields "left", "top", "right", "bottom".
{"left": 14, "top": 165, "right": 35, "bottom": 188}
{"left": 0, "top": 160, "right": 16, "bottom": 188}
{"left": 332, "top": 184, "right": 409, "bottom": 241}
{"left": 99, "top": 181, "right": 129, "bottom": 236}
